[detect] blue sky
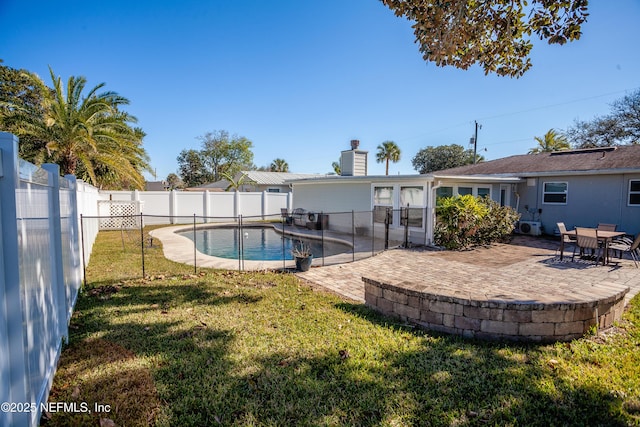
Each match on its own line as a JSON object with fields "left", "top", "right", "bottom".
{"left": 2, "top": 1, "right": 639, "bottom": 179}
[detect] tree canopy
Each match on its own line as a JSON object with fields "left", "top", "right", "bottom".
{"left": 0, "top": 65, "right": 150, "bottom": 189}
{"left": 0, "top": 65, "right": 48, "bottom": 159}
{"left": 566, "top": 89, "right": 640, "bottom": 148}
{"left": 199, "top": 130, "right": 254, "bottom": 182}
{"left": 381, "top": 0, "right": 589, "bottom": 78}
{"left": 412, "top": 144, "right": 480, "bottom": 174}
{"left": 176, "top": 149, "right": 211, "bottom": 188}
{"left": 176, "top": 130, "right": 255, "bottom": 187}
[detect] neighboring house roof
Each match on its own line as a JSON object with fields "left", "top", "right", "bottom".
{"left": 188, "top": 171, "right": 326, "bottom": 191}
{"left": 239, "top": 171, "right": 325, "bottom": 185}
{"left": 188, "top": 180, "right": 227, "bottom": 191}
{"left": 434, "top": 145, "right": 640, "bottom": 177}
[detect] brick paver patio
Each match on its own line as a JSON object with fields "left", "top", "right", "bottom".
{"left": 297, "top": 235, "right": 640, "bottom": 305}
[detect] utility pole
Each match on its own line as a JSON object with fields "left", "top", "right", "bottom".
{"left": 473, "top": 121, "right": 482, "bottom": 164}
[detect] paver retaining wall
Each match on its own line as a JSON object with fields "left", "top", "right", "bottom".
{"left": 363, "top": 277, "right": 629, "bottom": 342}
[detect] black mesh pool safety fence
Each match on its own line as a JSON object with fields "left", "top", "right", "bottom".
{"left": 80, "top": 208, "right": 427, "bottom": 282}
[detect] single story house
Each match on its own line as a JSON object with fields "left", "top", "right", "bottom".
{"left": 437, "top": 145, "right": 640, "bottom": 238}
{"left": 289, "top": 174, "right": 521, "bottom": 245}
{"left": 288, "top": 145, "right": 640, "bottom": 245}
{"left": 189, "top": 171, "right": 326, "bottom": 193}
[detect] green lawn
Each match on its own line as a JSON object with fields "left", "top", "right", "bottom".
{"left": 45, "top": 228, "right": 640, "bottom": 426}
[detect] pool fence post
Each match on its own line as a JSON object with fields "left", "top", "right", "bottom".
{"left": 371, "top": 209, "right": 375, "bottom": 257}
{"left": 321, "top": 211, "right": 325, "bottom": 266}
{"left": 238, "top": 215, "right": 243, "bottom": 271}
{"left": 403, "top": 204, "right": 409, "bottom": 248}
{"left": 193, "top": 214, "right": 197, "bottom": 274}
{"left": 351, "top": 210, "right": 355, "bottom": 262}
{"left": 80, "top": 214, "right": 87, "bottom": 288}
{"left": 140, "top": 212, "right": 145, "bottom": 278}
{"left": 282, "top": 215, "right": 286, "bottom": 271}
{"left": 384, "top": 207, "right": 391, "bottom": 250}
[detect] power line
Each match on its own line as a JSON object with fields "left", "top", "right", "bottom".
{"left": 396, "top": 86, "right": 640, "bottom": 144}
{"left": 476, "top": 87, "right": 640, "bottom": 122}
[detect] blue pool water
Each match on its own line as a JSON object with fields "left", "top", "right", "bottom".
{"left": 179, "top": 227, "right": 350, "bottom": 261}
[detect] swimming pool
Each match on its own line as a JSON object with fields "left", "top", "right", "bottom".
{"left": 179, "top": 226, "right": 351, "bottom": 261}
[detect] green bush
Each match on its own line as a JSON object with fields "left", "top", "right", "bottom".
{"left": 434, "top": 195, "right": 520, "bottom": 250}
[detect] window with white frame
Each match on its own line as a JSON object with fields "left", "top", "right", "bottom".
{"left": 436, "top": 186, "right": 453, "bottom": 201}
{"left": 477, "top": 187, "right": 491, "bottom": 198}
{"left": 458, "top": 186, "right": 473, "bottom": 196}
{"left": 436, "top": 185, "right": 491, "bottom": 200}
{"left": 400, "top": 186, "right": 423, "bottom": 206}
{"left": 543, "top": 182, "right": 568, "bottom": 204}
{"left": 629, "top": 180, "right": 640, "bottom": 206}
{"left": 373, "top": 186, "right": 394, "bottom": 224}
{"left": 400, "top": 186, "right": 424, "bottom": 227}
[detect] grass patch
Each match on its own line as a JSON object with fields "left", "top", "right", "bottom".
{"left": 48, "top": 228, "right": 640, "bottom": 426}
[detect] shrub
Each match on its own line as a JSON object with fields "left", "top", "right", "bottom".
{"left": 434, "top": 195, "right": 520, "bottom": 250}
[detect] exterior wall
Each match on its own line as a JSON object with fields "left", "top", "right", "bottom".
{"left": 619, "top": 173, "right": 640, "bottom": 235}
{"left": 292, "top": 182, "right": 372, "bottom": 212}
{"left": 292, "top": 178, "right": 434, "bottom": 244}
{"left": 515, "top": 174, "right": 640, "bottom": 236}
{"left": 291, "top": 181, "right": 372, "bottom": 234}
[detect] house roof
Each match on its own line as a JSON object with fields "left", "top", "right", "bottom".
{"left": 434, "top": 145, "right": 640, "bottom": 177}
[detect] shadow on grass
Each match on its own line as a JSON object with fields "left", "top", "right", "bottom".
{"left": 54, "top": 264, "right": 634, "bottom": 426}
{"left": 330, "top": 302, "right": 630, "bottom": 426}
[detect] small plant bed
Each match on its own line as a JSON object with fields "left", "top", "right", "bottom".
{"left": 47, "top": 228, "right": 640, "bottom": 426}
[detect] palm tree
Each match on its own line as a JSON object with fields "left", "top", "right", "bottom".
{"left": 1, "top": 67, "right": 150, "bottom": 189}
{"left": 529, "top": 129, "right": 571, "bottom": 154}
{"left": 376, "top": 140, "right": 401, "bottom": 175}
{"left": 331, "top": 160, "right": 341, "bottom": 175}
{"left": 221, "top": 171, "right": 251, "bottom": 191}
{"left": 269, "top": 158, "right": 289, "bottom": 172}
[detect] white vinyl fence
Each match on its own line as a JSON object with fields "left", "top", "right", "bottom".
{"left": 101, "top": 188, "right": 292, "bottom": 224}
{"left": 0, "top": 133, "right": 98, "bottom": 426}
{"left": 0, "top": 131, "right": 294, "bottom": 426}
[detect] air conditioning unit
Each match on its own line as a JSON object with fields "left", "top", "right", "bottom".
{"left": 518, "top": 221, "right": 542, "bottom": 236}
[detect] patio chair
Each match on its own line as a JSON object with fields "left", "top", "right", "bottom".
{"left": 280, "top": 208, "right": 293, "bottom": 225}
{"left": 591, "top": 224, "right": 616, "bottom": 256}
{"left": 608, "top": 233, "right": 640, "bottom": 268}
{"left": 597, "top": 223, "right": 617, "bottom": 232}
{"left": 556, "top": 222, "right": 575, "bottom": 256}
{"left": 572, "top": 227, "right": 603, "bottom": 265}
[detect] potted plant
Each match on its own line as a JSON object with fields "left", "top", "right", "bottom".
{"left": 292, "top": 242, "right": 313, "bottom": 272}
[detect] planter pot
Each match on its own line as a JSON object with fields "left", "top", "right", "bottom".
{"left": 295, "top": 255, "right": 313, "bottom": 272}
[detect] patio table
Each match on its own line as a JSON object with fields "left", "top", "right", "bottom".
{"left": 560, "top": 229, "right": 626, "bottom": 265}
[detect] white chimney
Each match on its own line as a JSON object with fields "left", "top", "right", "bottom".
{"left": 341, "top": 140, "right": 367, "bottom": 176}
